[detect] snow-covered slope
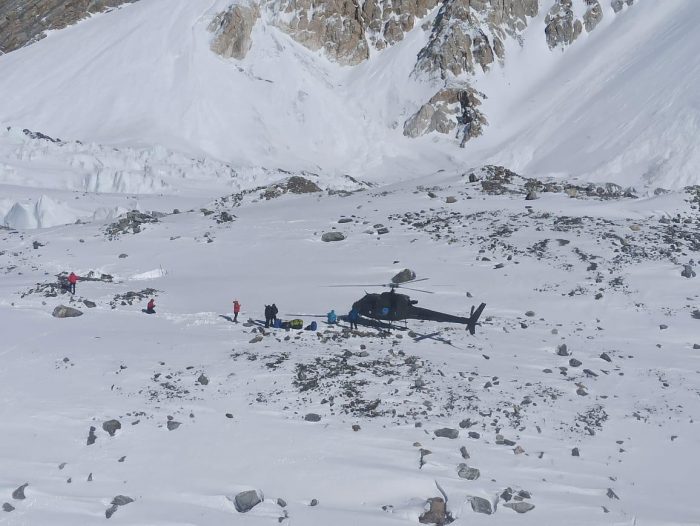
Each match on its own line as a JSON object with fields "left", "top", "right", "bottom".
{"left": 0, "top": 0, "right": 699, "bottom": 189}
{"left": 1, "top": 169, "right": 699, "bottom": 525}
{"left": 473, "top": 0, "right": 700, "bottom": 189}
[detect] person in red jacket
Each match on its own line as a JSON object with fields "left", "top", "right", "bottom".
{"left": 232, "top": 300, "right": 241, "bottom": 323}
{"left": 146, "top": 298, "right": 156, "bottom": 314}
{"left": 68, "top": 272, "right": 78, "bottom": 294}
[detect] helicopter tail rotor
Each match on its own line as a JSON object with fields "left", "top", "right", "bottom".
{"left": 466, "top": 303, "right": 486, "bottom": 335}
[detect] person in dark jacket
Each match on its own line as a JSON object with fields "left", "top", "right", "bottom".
{"left": 264, "top": 305, "right": 272, "bottom": 328}
{"left": 271, "top": 304, "right": 279, "bottom": 326}
{"left": 232, "top": 300, "right": 241, "bottom": 323}
{"left": 146, "top": 298, "right": 156, "bottom": 314}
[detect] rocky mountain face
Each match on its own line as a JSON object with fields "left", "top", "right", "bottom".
{"left": 3, "top": 0, "right": 636, "bottom": 148}
{"left": 208, "top": 0, "right": 636, "bottom": 145}
{"left": 0, "top": 0, "right": 137, "bottom": 54}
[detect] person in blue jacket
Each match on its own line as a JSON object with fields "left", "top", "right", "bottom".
{"left": 327, "top": 309, "right": 337, "bottom": 324}
{"left": 348, "top": 307, "right": 360, "bottom": 330}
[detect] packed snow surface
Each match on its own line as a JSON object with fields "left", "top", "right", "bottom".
{"left": 1, "top": 169, "right": 699, "bottom": 525}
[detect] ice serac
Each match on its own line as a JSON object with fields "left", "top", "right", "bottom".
{"left": 209, "top": 2, "right": 260, "bottom": 60}
{"left": 0, "top": 0, "right": 138, "bottom": 53}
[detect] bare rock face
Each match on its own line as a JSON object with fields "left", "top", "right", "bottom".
{"left": 0, "top": 0, "right": 138, "bottom": 54}
{"left": 545, "top": 0, "right": 583, "bottom": 49}
{"left": 268, "top": 0, "right": 369, "bottom": 66}
{"left": 362, "top": 0, "right": 440, "bottom": 50}
{"left": 611, "top": 0, "right": 634, "bottom": 14}
{"left": 404, "top": 87, "right": 487, "bottom": 144}
{"left": 583, "top": 0, "right": 604, "bottom": 33}
{"left": 415, "top": 0, "right": 538, "bottom": 80}
{"left": 209, "top": 3, "right": 261, "bottom": 60}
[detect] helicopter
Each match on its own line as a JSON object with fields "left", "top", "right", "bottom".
{"left": 335, "top": 278, "right": 486, "bottom": 335}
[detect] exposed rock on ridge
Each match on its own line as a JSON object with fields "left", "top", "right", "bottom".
{"left": 209, "top": 3, "right": 261, "bottom": 60}
{"left": 0, "top": 0, "right": 137, "bottom": 54}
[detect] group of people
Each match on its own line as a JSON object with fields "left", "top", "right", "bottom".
{"left": 327, "top": 307, "right": 360, "bottom": 330}
{"left": 64, "top": 270, "right": 361, "bottom": 328}
{"left": 263, "top": 304, "right": 279, "bottom": 328}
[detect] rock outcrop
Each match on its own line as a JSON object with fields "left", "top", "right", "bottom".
{"left": 209, "top": 2, "right": 260, "bottom": 60}
{"left": 268, "top": 0, "right": 369, "bottom": 66}
{"left": 0, "top": 0, "right": 137, "bottom": 54}
{"left": 403, "top": 86, "right": 487, "bottom": 145}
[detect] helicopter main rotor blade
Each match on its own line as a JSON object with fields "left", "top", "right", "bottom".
{"left": 325, "top": 284, "right": 385, "bottom": 288}
{"left": 398, "top": 286, "right": 435, "bottom": 294}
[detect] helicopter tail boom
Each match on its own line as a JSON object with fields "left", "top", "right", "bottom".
{"left": 408, "top": 303, "right": 486, "bottom": 335}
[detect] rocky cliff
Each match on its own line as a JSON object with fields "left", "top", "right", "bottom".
{"left": 208, "top": 0, "right": 636, "bottom": 145}
{"left": 3, "top": 0, "right": 637, "bottom": 147}
{"left": 0, "top": 0, "right": 137, "bottom": 54}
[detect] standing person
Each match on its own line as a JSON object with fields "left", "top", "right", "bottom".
{"left": 68, "top": 272, "right": 78, "bottom": 294}
{"left": 232, "top": 300, "right": 241, "bottom": 323}
{"left": 264, "top": 305, "right": 272, "bottom": 328}
{"left": 348, "top": 306, "right": 360, "bottom": 330}
{"left": 146, "top": 298, "right": 156, "bottom": 314}
{"left": 271, "top": 304, "right": 279, "bottom": 326}
{"left": 327, "top": 309, "right": 337, "bottom": 325}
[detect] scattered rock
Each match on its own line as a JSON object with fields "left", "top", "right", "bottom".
{"left": 11, "top": 484, "right": 28, "bottom": 500}
{"left": 83, "top": 300, "right": 96, "bottom": 308}
{"left": 304, "top": 413, "right": 322, "bottom": 422}
{"left": 459, "top": 446, "right": 469, "bottom": 459}
{"left": 572, "top": 447, "right": 580, "bottom": 456}
{"left": 392, "top": 268, "right": 416, "bottom": 284}
{"left": 606, "top": 488, "right": 620, "bottom": 500}
{"left": 105, "top": 505, "right": 119, "bottom": 519}
{"left": 232, "top": 489, "right": 263, "bottom": 513}
{"left": 468, "top": 431, "right": 480, "bottom": 439}
{"left": 2, "top": 503, "right": 14, "bottom": 512}
{"left": 309, "top": 499, "right": 319, "bottom": 506}
{"left": 52, "top": 305, "right": 83, "bottom": 318}
{"left": 600, "top": 352, "right": 612, "bottom": 362}
{"left": 434, "top": 428, "right": 459, "bottom": 439}
{"left": 525, "top": 191, "right": 538, "bottom": 201}
{"left": 659, "top": 324, "right": 668, "bottom": 330}
{"left": 457, "top": 464, "right": 480, "bottom": 480}
{"left": 525, "top": 310, "right": 535, "bottom": 317}
{"left": 197, "top": 373, "right": 209, "bottom": 385}
{"left": 249, "top": 335, "right": 263, "bottom": 344}
{"left": 321, "top": 232, "right": 346, "bottom": 242}
{"left": 118, "top": 253, "right": 128, "bottom": 259}
{"left": 87, "top": 426, "right": 97, "bottom": 445}
{"left": 557, "top": 344, "right": 569, "bottom": 356}
{"left": 167, "top": 421, "right": 181, "bottom": 431}
{"left": 111, "top": 495, "right": 134, "bottom": 506}
{"left": 569, "top": 358, "right": 582, "bottom": 367}
{"left": 681, "top": 265, "right": 696, "bottom": 278}
{"left": 504, "top": 501, "right": 535, "bottom": 513}
{"left": 469, "top": 496, "right": 493, "bottom": 515}
{"left": 102, "top": 419, "right": 121, "bottom": 437}
{"left": 445, "top": 196, "right": 457, "bottom": 204}
{"left": 419, "top": 497, "right": 449, "bottom": 525}
{"left": 352, "top": 424, "right": 361, "bottom": 431}
{"left": 694, "top": 344, "right": 700, "bottom": 350}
